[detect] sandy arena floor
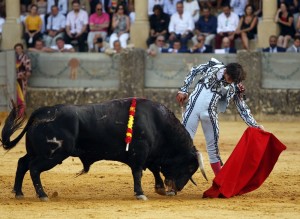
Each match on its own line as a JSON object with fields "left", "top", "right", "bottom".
{"left": 0, "top": 117, "right": 299, "bottom": 219}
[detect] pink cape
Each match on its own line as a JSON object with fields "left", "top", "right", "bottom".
{"left": 203, "top": 127, "right": 287, "bottom": 198}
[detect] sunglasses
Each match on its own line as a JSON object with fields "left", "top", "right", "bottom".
{"left": 97, "top": 8, "right": 102, "bottom": 11}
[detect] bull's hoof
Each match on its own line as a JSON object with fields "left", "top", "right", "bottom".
{"left": 15, "top": 194, "right": 24, "bottom": 199}
{"left": 155, "top": 187, "right": 166, "bottom": 196}
{"left": 166, "top": 190, "right": 177, "bottom": 196}
{"left": 136, "top": 195, "right": 148, "bottom": 201}
{"left": 39, "top": 196, "right": 49, "bottom": 202}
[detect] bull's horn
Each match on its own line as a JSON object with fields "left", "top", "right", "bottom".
{"left": 196, "top": 151, "right": 208, "bottom": 181}
{"left": 190, "top": 177, "right": 197, "bottom": 186}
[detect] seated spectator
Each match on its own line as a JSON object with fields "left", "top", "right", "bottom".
{"left": 105, "top": 39, "right": 123, "bottom": 55}
{"left": 235, "top": 4, "right": 258, "bottom": 50}
{"left": 87, "top": 3, "right": 110, "bottom": 52}
{"left": 28, "top": 38, "right": 47, "bottom": 52}
{"left": 215, "top": 36, "right": 236, "bottom": 53}
{"left": 275, "top": 2, "right": 295, "bottom": 48}
{"left": 109, "top": 4, "right": 130, "bottom": 49}
{"left": 286, "top": 35, "right": 300, "bottom": 52}
{"left": 34, "top": 0, "right": 48, "bottom": 33}
{"left": 183, "top": 0, "right": 200, "bottom": 23}
{"left": 147, "top": 34, "right": 169, "bottom": 56}
{"left": 43, "top": 5, "right": 66, "bottom": 47}
{"left": 148, "top": 0, "right": 164, "bottom": 16}
{"left": 164, "top": 0, "right": 181, "bottom": 17}
{"left": 262, "top": 35, "right": 286, "bottom": 52}
{"left": 198, "top": 0, "right": 217, "bottom": 10}
{"left": 162, "top": 39, "right": 189, "bottom": 53}
{"left": 92, "top": 37, "right": 110, "bottom": 52}
{"left": 24, "top": 4, "right": 43, "bottom": 48}
{"left": 65, "top": 0, "right": 88, "bottom": 52}
{"left": 68, "top": 0, "right": 90, "bottom": 14}
{"left": 128, "top": 1, "right": 135, "bottom": 24}
{"left": 193, "top": 6, "right": 217, "bottom": 47}
{"left": 249, "top": 0, "right": 262, "bottom": 18}
{"left": 190, "top": 34, "right": 213, "bottom": 53}
{"left": 147, "top": 4, "right": 170, "bottom": 47}
{"left": 21, "top": 0, "right": 32, "bottom": 16}
{"left": 90, "top": 0, "right": 111, "bottom": 14}
{"left": 168, "top": 1, "right": 194, "bottom": 49}
{"left": 47, "top": 0, "right": 68, "bottom": 16}
{"left": 0, "top": 12, "right": 4, "bottom": 46}
{"left": 215, "top": 4, "right": 239, "bottom": 49}
{"left": 230, "top": 0, "right": 248, "bottom": 17}
{"left": 45, "top": 37, "right": 75, "bottom": 52}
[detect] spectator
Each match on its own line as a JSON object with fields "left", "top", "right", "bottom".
{"left": 168, "top": 1, "right": 194, "bottom": 49}
{"left": 32, "top": 0, "right": 47, "bottom": 33}
{"left": 275, "top": 2, "right": 295, "bottom": 48}
{"left": 92, "top": 36, "right": 110, "bottom": 52}
{"left": 65, "top": 0, "right": 88, "bottom": 52}
{"left": 0, "top": 12, "right": 4, "bottom": 46}
{"left": 249, "top": 0, "right": 262, "bottom": 18}
{"left": 68, "top": 0, "right": 91, "bottom": 14}
{"left": 190, "top": 34, "right": 213, "bottom": 53}
{"left": 164, "top": 0, "right": 181, "bottom": 17}
{"left": 215, "top": 36, "right": 236, "bottom": 53}
{"left": 193, "top": 6, "right": 217, "bottom": 47}
{"left": 215, "top": 4, "right": 239, "bottom": 49}
{"left": 46, "top": 37, "right": 75, "bottom": 52}
{"left": 47, "top": 0, "right": 68, "bottom": 16}
{"left": 43, "top": 5, "right": 66, "bottom": 47}
{"left": 162, "top": 39, "right": 189, "bottom": 53}
{"left": 21, "top": 0, "right": 32, "bottom": 16}
{"left": 147, "top": 4, "right": 170, "bottom": 47}
{"left": 286, "top": 35, "right": 300, "bottom": 52}
{"left": 87, "top": 3, "right": 110, "bottom": 52}
{"left": 90, "top": 0, "right": 111, "bottom": 14}
{"left": 262, "top": 35, "right": 286, "bottom": 52}
{"left": 24, "top": 4, "right": 43, "bottom": 48}
{"left": 148, "top": 0, "right": 164, "bottom": 16}
{"left": 14, "top": 43, "right": 31, "bottom": 116}
{"left": 297, "top": 13, "right": 300, "bottom": 35}
{"left": 147, "top": 34, "right": 169, "bottom": 56}
{"left": 183, "top": 0, "right": 200, "bottom": 23}
{"left": 28, "top": 38, "right": 47, "bottom": 52}
{"left": 198, "top": 0, "right": 217, "bottom": 10}
{"left": 230, "top": 0, "right": 248, "bottom": 17}
{"left": 109, "top": 4, "right": 130, "bottom": 48}
{"left": 105, "top": 39, "right": 123, "bottom": 54}
{"left": 235, "top": 4, "right": 258, "bottom": 50}
{"left": 128, "top": 1, "right": 135, "bottom": 24}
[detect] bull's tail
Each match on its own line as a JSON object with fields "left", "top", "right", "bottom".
{"left": 0, "top": 104, "right": 34, "bottom": 150}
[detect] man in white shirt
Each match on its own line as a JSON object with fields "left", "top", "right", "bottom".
{"left": 47, "top": 37, "right": 75, "bottom": 52}
{"left": 44, "top": 5, "right": 66, "bottom": 47}
{"left": 230, "top": 0, "right": 248, "bottom": 17}
{"left": 215, "top": 4, "right": 239, "bottom": 49}
{"left": 65, "top": 0, "right": 88, "bottom": 52}
{"left": 47, "top": 0, "right": 68, "bottom": 15}
{"left": 168, "top": 1, "right": 194, "bottom": 49}
{"left": 164, "top": 0, "right": 181, "bottom": 17}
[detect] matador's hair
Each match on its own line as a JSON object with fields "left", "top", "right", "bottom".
{"left": 225, "top": 63, "right": 246, "bottom": 83}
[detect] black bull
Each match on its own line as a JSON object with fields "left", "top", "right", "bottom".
{"left": 1, "top": 98, "right": 207, "bottom": 201}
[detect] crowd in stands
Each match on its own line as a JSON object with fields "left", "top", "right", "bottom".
{"left": 0, "top": 0, "right": 300, "bottom": 54}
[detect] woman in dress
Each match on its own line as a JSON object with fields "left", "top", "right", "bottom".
{"left": 235, "top": 4, "right": 258, "bottom": 50}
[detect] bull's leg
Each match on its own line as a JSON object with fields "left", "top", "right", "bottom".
{"left": 29, "top": 153, "right": 68, "bottom": 201}
{"left": 148, "top": 165, "right": 166, "bottom": 196}
{"left": 131, "top": 167, "right": 148, "bottom": 200}
{"left": 13, "top": 154, "right": 30, "bottom": 199}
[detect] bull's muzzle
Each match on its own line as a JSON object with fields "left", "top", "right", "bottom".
{"left": 196, "top": 151, "right": 208, "bottom": 181}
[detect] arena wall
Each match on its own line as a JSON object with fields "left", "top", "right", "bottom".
{"left": 6, "top": 49, "right": 300, "bottom": 121}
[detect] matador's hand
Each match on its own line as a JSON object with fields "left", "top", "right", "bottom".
{"left": 176, "top": 92, "right": 188, "bottom": 106}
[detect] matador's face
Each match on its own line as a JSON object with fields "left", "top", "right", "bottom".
{"left": 223, "top": 70, "right": 233, "bottom": 84}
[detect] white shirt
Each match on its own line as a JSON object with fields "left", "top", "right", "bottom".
{"left": 47, "top": 0, "right": 68, "bottom": 15}
{"left": 183, "top": 0, "right": 200, "bottom": 23}
{"left": 46, "top": 13, "right": 66, "bottom": 31}
{"left": 163, "top": 0, "right": 180, "bottom": 16}
{"left": 217, "top": 12, "right": 239, "bottom": 33}
{"left": 230, "top": 0, "right": 248, "bottom": 16}
{"left": 66, "top": 9, "right": 88, "bottom": 34}
{"left": 0, "top": 17, "right": 5, "bottom": 33}
{"left": 50, "top": 44, "right": 73, "bottom": 51}
{"left": 148, "top": 0, "right": 164, "bottom": 16}
{"left": 169, "top": 12, "right": 195, "bottom": 34}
